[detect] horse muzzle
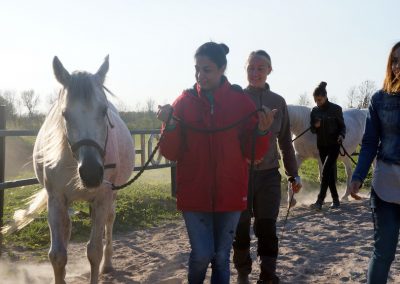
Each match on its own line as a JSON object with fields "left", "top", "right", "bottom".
{"left": 78, "top": 148, "right": 104, "bottom": 188}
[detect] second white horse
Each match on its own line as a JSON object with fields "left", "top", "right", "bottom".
{"left": 287, "top": 105, "right": 367, "bottom": 205}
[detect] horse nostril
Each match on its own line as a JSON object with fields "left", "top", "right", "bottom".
{"left": 78, "top": 162, "right": 104, "bottom": 188}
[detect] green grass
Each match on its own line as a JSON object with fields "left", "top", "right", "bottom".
{"left": 2, "top": 168, "right": 179, "bottom": 259}
{"left": 298, "top": 155, "right": 373, "bottom": 191}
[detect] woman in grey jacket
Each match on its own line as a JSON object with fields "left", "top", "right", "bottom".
{"left": 232, "top": 50, "right": 302, "bottom": 284}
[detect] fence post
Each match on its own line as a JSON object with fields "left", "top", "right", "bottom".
{"left": 0, "top": 105, "right": 6, "bottom": 254}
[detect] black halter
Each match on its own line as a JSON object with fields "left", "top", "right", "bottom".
{"left": 68, "top": 124, "right": 109, "bottom": 159}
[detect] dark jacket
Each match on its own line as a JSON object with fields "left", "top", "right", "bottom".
{"left": 352, "top": 90, "right": 400, "bottom": 182}
{"left": 159, "top": 78, "right": 270, "bottom": 212}
{"left": 310, "top": 100, "right": 346, "bottom": 147}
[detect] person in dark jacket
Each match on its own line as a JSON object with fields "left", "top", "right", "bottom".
{"left": 157, "top": 42, "right": 276, "bottom": 284}
{"left": 232, "top": 50, "right": 302, "bottom": 284}
{"left": 310, "top": 81, "right": 346, "bottom": 210}
{"left": 350, "top": 41, "right": 400, "bottom": 284}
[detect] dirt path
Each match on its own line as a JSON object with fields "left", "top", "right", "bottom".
{"left": 2, "top": 199, "right": 400, "bottom": 284}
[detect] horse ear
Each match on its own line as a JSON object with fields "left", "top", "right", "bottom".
{"left": 53, "top": 56, "right": 71, "bottom": 87}
{"left": 95, "top": 55, "right": 109, "bottom": 85}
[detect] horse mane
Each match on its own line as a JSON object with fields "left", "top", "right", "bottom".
{"left": 35, "top": 96, "right": 69, "bottom": 169}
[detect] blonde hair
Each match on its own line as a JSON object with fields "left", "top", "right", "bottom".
{"left": 247, "top": 50, "right": 272, "bottom": 69}
{"left": 383, "top": 41, "right": 400, "bottom": 94}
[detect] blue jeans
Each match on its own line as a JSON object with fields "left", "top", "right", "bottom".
{"left": 368, "top": 189, "right": 400, "bottom": 284}
{"left": 183, "top": 211, "right": 241, "bottom": 284}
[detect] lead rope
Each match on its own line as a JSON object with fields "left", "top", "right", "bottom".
{"left": 110, "top": 107, "right": 264, "bottom": 191}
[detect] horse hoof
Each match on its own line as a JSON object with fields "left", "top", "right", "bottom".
{"left": 351, "top": 193, "right": 362, "bottom": 200}
{"left": 101, "top": 266, "right": 114, "bottom": 274}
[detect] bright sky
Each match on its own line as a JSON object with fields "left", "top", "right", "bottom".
{"left": 1, "top": 0, "right": 398, "bottom": 111}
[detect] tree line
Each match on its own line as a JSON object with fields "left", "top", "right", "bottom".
{"left": 0, "top": 89, "right": 161, "bottom": 130}
{"left": 297, "top": 80, "right": 377, "bottom": 109}
{"left": 1, "top": 80, "right": 378, "bottom": 130}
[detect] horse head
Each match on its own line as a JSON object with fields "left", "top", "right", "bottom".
{"left": 53, "top": 56, "right": 110, "bottom": 188}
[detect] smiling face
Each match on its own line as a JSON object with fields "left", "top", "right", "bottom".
{"left": 195, "top": 55, "right": 225, "bottom": 91}
{"left": 246, "top": 54, "right": 272, "bottom": 88}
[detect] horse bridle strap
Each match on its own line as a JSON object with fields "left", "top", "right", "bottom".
{"left": 70, "top": 139, "right": 106, "bottom": 157}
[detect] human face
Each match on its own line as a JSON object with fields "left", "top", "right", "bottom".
{"left": 392, "top": 47, "right": 400, "bottom": 80}
{"left": 195, "top": 55, "right": 225, "bottom": 91}
{"left": 314, "top": 95, "right": 327, "bottom": 107}
{"left": 247, "top": 55, "right": 272, "bottom": 88}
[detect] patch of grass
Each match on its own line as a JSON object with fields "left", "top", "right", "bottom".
{"left": 3, "top": 169, "right": 179, "bottom": 253}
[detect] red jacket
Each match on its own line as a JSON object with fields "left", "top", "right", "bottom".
{"left": 160, "top": 79, "right": 270, "bottom": 212}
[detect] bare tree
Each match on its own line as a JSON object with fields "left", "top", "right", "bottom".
{"left": 145, "top": 97, "right": 156, "bottom": 113}
{"left": 347, "top": 86, "right": 357, "bottom": 108}
{"left": 21, "top": 89, "right": 40, "bottom": 117}
{"left": 357, "top": 80, "right": 376, "bottom": 109}
{"left": 46, "top": 89, "right": 59, "bottom": 109}
{"left": 0, "top": 89, "right": 18, "bottom": 120}
{"left": 297, "top": 93, "right": 311, "bottom": 106}
{"left": 330, "top": 96, "right": 341, "bottom": 105}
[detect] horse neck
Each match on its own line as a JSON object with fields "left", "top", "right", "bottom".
{"left": 289, "top": 106, "right": 311, "bottom": 136}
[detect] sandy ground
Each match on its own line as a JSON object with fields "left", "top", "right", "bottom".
{"left": 2, "top": 195, "right": 400, "bottom": 284}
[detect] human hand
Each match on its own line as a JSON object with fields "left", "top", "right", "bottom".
{"left": 157, "top": 104, "right": 174, "bottom": 124}
{"left": 290, "top": 176, "right": 302, "bottom": 193}
{"left": 337, "top": 135, "right": 344, "bottom": 144}
{"left": 314, "top": 119, "right": 321, "bottom": 128}
{"left": 349, "top": 180, "right": 362, "bottom": 200}
{"left": 258, "top": 106, "right": 277, "bottom": 132}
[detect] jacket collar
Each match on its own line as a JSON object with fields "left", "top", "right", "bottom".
{"left": 245, "top": 83, "right": 270, "bottom": 96}
{"left": 194, "top": 76, "right": 231, "bottom": 101}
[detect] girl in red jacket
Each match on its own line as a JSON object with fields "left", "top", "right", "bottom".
{"left": 157, "top": 42, "right": 275, "bottom": 284}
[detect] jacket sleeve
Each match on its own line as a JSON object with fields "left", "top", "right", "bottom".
{"left": 336, "top": 106, "right": 346, "bottom": 138}
{"left": 241, "top": 101, "right": 270, "bottom": 160}
{"left": 310, "top": 108, "right": 318, "bottom": 134}
{"left": 352, "top": 96, "right": 380, "bottom": 182}
{"left": 159, "top": 97, "right": 184, "bottom": 161}
{"left": 278, "top": 102, "right": 299, "bottom": 178}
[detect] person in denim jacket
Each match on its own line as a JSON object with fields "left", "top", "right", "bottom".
{"left": 310, "top": 82, "right": 346, "bottom": 210}
{"left": 350, "top": 41, "right": 400, "bottom": 284}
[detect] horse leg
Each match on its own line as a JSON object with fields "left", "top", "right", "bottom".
{"left": 101, "top": 195, "right": 116, "bottom": 274}
{"left": 340, "top": 158, "right": 352, "bottom": 201}
{"left": 48, "top": 197, "right": 70, "bottom": 284}
{"left": 87, "top": 198, "right": 108, "bottom": 284}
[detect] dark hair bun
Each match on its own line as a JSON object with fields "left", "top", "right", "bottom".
{"left": 319, "top": 81, "right": 327, "bottom": 89}
{"left": 313, "top": 81, "right": 328, "bottom": 97}
{"left": 219, "top": 43, "right": 229, "bottom": 55}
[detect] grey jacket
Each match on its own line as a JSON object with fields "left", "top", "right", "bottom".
{"left": 245, "top": 84, "right": 299, "bottom": 179}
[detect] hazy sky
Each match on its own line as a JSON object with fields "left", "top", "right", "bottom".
{"left": 1, "top": 0, "right": 398, "bottom": 111}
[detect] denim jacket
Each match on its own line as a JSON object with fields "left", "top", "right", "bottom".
{"left": 352, "top": 90, "right": 400, "bottom": 182}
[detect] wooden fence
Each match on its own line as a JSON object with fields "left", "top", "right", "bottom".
{"left": 0, "top": 105, "right": 176, "bottom": 250}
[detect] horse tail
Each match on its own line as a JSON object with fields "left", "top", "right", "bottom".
{"left": 1, "top": 188, "right": 48, "bottom": 235}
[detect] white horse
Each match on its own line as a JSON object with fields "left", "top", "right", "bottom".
{"left": 2, "top": 56, "right": 134, "bottom": 284}
{"left": 287, "top": 105, "right": 367, "bottom": 205}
